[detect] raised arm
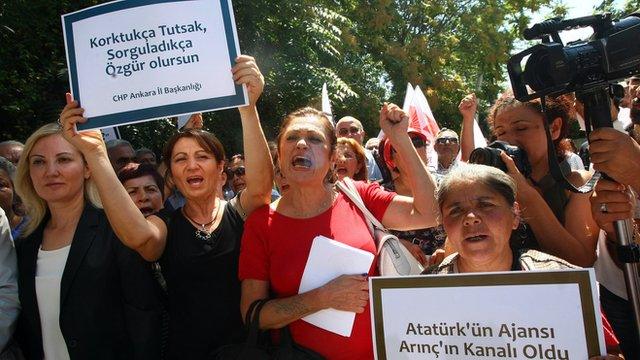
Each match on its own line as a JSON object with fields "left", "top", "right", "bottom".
{"left": 459, "top": 93, "right": 478, "bottom": 162}
{"left": 233, "top": 56, "right": 273, "bottom": 215}
{"left": 59, "top": 94, "right": 167, "bottom": 261}
{"left": 378, "top": 103, "right": 438, "bottom": 231}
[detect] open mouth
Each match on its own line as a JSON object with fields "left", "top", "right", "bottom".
{"left": 292, "top": 156, "right": 312, "bottom": 169}
{"left": 234, "top": 180, "right": 246, "bottom": 191}
{"left": 186, "top": 176, "right": 204, "bottom": 186}
{"left": 139, "top": 207, "right": 155, "bottom": 216}
{"left": 336, "top": 167, "right": 348, "bottom": 175}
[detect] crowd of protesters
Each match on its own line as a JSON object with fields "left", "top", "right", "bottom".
{"left": 0, "top": 53, "right": 639, "bottom": 360}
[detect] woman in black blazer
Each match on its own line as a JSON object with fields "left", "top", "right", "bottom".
{"left": 14, "top": 123, "right": 161, "bottom": 360}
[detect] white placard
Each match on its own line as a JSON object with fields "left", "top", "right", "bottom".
{"left": 62, "top": 0, "right": 247, "bottom": 130}
{"left": 370, "top": 270, "right": 605, "bottom": 360}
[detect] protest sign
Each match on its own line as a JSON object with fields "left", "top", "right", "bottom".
{"left": 370, "top": 270, "right": 605, "bottom": 359}
{"left": 62, "top": 0, "right": 247, "bottom": 130}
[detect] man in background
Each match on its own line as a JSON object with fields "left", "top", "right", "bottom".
{"left": 335, "top": 116, "right": 382, "bottom": 181}
{"left": 0, "top": 141, "right": 23, "bottom": 166}
{"left": 106, "top": 139, "right": 137, "bottom": 173}
{"left": 433, "top": 128, "right": 460, "bottom": 177}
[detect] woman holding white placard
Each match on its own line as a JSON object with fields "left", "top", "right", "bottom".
{"left": 58, "top": 55, "right": 273, "bottom": 359}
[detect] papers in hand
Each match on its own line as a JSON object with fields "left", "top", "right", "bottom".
{"left": 298, "top": 235, "right": 375, "bottom": 337}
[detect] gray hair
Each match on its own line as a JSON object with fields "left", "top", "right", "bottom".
{"left": 0, "top": 157, "right": 16, "bottom": 181}
{"left": 105, "top": 139, "right": 133, "bottom": 151}
{"left": 436, "top": 163, "right": 517, "bottom": 211}
{"left": 0, "top": 140, "right": 24, "bottom": 148}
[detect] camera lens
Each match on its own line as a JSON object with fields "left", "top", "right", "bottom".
{"left": 469, "top": 148, "right": 496, "bottom": 166}
{"left": 524, "top": 51, "right": 554, "bottom": 92}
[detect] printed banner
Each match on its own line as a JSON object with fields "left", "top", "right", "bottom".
{"left": 370, "top": 270, "right": 605, "bottom": 359}
{"left": 62, "top": 0, "right": 247, "bottom": 130}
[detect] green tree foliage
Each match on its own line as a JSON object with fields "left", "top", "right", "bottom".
{"left": 2, "top": 0, "right": 566, "bottom": 154}
{"left": 596, "top": 0, "right": 640, "bottom": 17}
{"left": 344, "top": 0, "right": 555, "bottom": 131}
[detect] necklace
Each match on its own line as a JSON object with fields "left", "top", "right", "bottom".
{"left": 295, "top": 188, "right": 336, "bottom": 218}
{"left": 182, "top": 199, "right": 220, "bottom": 244}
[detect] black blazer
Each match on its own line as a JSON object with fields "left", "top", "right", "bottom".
{"left": 16, "top": 204, "right": 161, "bottom": 360}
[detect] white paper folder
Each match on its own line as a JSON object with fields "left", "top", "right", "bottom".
{"left": 298, "top": 235, "right": 375, "bottom": 337}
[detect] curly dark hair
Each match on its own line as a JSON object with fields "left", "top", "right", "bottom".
{"left": 487, "top": 90, "right": 576, "bottom": 160}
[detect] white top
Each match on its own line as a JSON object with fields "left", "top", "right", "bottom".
{"left": 36, "top": 245, "right": 71, "bottom": 360}
{"left": 595, "top": 190, "right": 640, "bottom": 301}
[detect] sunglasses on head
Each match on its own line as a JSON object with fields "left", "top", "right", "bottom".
{"left": 436, "top": 137, "right": 458, "bottom": 145}
{"left": 231, "top": 166, "right": 246, "bottom": 177}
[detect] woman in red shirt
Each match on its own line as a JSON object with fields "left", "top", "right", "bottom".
{"left": 239, "top": 103, "right": 439, "bottom": 359}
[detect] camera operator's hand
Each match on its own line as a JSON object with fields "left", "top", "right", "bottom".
{"left": 590, "top": 179, "right": 635, "bottom": 236}
{"left": 590, "top": 127, "right": 640, "bottom": 192}
{"left": 458, "top": 93, "right": 477, "bottom": 122}
{"left": 499, "top": 151, "right": 537, "bottom": 199}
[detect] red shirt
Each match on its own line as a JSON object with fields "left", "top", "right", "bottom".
{"left": 239, "top": 181, "right": 395, "bottom": 360}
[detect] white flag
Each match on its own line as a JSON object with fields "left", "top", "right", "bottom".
{"left": 473, "top": 117, "right": 488, "bottom": 149}
{"left": 402, "top": 82, "right": 414, "bottom": 113}
{"left": 321, "top": 83, "right": 334, "bottom": 125}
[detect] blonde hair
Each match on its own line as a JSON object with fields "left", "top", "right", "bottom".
{"left": 336, "top": 137, "right": 368, "bottom": 181}
{"left": 15, "top": 123, "right": 102, "bottom": 237}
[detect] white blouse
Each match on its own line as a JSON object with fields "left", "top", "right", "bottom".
{"left": 36, "top": 245, "right": 71, "bottom": 360}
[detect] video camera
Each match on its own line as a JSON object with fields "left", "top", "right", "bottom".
{"left": 508, "top": 12, "right": 640, "bottom": 103}
{"left": 507, "top": 12, "right": 640, "bottom": 343}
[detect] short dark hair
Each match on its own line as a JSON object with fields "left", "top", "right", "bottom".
{"left": 162, "top": 129, "right": 225, "bottom": 173}
{"left": 487, "top": 91, "right": 573, "bottom": 160}
{"left": 135, "top": 147, "right": 155, "bottom": 158}
{"left": 117, "top": 163, "right": 165, "bottom": 197}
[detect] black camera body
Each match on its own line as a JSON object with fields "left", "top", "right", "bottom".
{"left": 469, "top": 141, "right": 532, "bottom": 178}
{"left": 508, "top": 12, "right": 640, "bottom": 101}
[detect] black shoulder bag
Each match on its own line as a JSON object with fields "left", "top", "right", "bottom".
{"left": 212, "top": 299, "right": 324, "bottom": 360}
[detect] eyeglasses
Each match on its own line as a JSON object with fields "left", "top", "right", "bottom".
{"left": 436, "top": 137, "right": 458, "bottom": 145}
{"left": 338, "top": 127, "right": 362, "bottom": 136}
{"left": 231, "top": 166, "right": 245, "bottom": 177}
